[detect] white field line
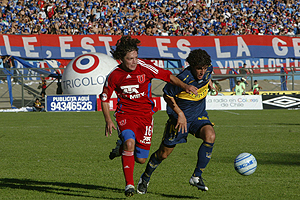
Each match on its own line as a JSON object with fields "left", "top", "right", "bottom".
{"left": 221, "top": 110, "right": 241, "bottom": 115}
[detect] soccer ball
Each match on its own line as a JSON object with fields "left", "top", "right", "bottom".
{"left": 234, "top": 153, "right": 257, "bottom": 176}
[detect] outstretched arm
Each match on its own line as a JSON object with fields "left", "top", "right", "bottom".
{"left": 101, "top": 101, "right": 116, "bottom": 137}
{"left": 169, "top": 74, "right": 198, "bottom": 96}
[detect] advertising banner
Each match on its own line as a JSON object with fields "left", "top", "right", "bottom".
{"left": 46, "top": 94, "right": 97, "bottom": 112}
{"left": 1, "top": 35, "right": 300, "bottom": 75}
{"left": 262, "top": 95, "right": 300, "bottom": 109}
{"left": 206, "top": 95, "right": 263, "bottom": 110}
{"left": 97, "top": 95, "right": 263, "bottom": 111}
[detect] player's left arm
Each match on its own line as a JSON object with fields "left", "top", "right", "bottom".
{"left": 163, "top": 93, "right": 187, "bottom": 134}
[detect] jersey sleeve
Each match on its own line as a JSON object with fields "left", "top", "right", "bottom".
{"left": 138, "top": 59, "right": 172, "bottom": 82}
{"left": 100, "top": 72, "right": 116, "bottom": 102}
{"left": 206, "top": 65, "right": 213, "bottom": 80}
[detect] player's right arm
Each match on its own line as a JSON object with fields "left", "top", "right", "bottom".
{"left": 101, "top": 101, "right": 116, "bottom": 137}
{"left": 170, "top": 74, "right": 198, "bottom": 96}
{"left": 100, "top": 73, "right": 117, "bottom": 137}
{"left": 163, "top": 93, "right": 187, "bottom": 134}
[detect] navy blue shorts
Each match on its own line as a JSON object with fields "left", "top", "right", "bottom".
{"left": 162, "top": 115, "right": 213, "bottom": 147}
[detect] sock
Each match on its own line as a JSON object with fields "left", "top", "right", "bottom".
{"left": 122, "top": 150, "right": 135, "bottom": 186}
{"left": 193, "top": 141, "right": 214, "bottom": 177}
{"left": 142, "top": 151, "right": 162, "bottom": 182}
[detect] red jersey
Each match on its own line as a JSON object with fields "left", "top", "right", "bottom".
{"left": 101, "top": 59, "right": 172, "bottom": 115}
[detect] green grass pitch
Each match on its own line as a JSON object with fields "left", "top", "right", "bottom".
{"left": 0, "top": 110, "right": 299, "bottom": 200}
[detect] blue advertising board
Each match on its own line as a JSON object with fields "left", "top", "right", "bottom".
{"left": 46, "top": 95, "right": 97, "bottom": 112}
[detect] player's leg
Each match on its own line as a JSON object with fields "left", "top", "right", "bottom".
{"left": 121, "top": 130, "right": 136, "bottom": 197}
{"left": 190, "top": 124, "right": 215, "bottom": 191}
{"left": 138, "top": 117, "right": 183, "bottom": 194}
{"left": 137, "top": 143, "right": 174, "bottom": 194}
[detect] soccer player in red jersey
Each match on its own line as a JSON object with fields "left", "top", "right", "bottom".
{"left": 100, "top": 36, "right": 198, "bottom": 197}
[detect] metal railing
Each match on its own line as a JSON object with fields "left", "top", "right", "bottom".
{"left": 1, "top": 67, "right": 300, "bottom": 108}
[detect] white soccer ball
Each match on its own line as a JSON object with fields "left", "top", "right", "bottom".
{"left": 234, "top": 153, "right": 257, "bottom": 176}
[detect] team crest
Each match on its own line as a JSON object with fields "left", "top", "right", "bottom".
{"left": 137, "top": 74, "right": 145, "bottom": 84}
{"left": 119, "top": 119, "right": 127, "bottom": 126}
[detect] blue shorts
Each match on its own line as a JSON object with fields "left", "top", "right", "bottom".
{"left": 162, "top": 115, "right": 213, "bottom": 147}
{"left": 119, "top": 130, "right": 150, "bottom": 159}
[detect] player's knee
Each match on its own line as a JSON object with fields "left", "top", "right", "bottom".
{"left": 204, "top": 131, "right": 216, "bottom": 143}
{"left": 121, "top": 129, "right": 136, "bottom": 151}
{"left": 199, "top": 125, "right": 216, "bottom": 143}
{"left": 157, "top": 150, "right": 169, "bottom": 160}
{"left": 160, "top": 152, "right": 169, "bottom": 160}
{"left": 124, "top": 139, "right": 135, "bottom": 151}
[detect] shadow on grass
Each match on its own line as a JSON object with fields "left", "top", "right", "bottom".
{"left": 218, "top": 153, "right": 300, "bottom": 166}
{"left": 275, "top": 123, "right": 300, "bottom": 126}
{"left": 0, "top": 178, "right": 202, "bottom": 199}
{"left": 0, "top": 178, "right": 125, "bottom": 199}
{"left": 253, "top": 152, "right": 300, "bottom": 166}
{"left": 158, "top": 193, "right": 201, "bottom": 199}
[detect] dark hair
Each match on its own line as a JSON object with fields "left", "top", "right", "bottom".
{"left": 110, "top": 36, "right": 140, "bottom": 60}
{"left": 186, "top": 49, "right": 211, "bottom": 68}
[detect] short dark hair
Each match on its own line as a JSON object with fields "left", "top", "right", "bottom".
{"left": 186, "top": 49, "right": 211, "bottom": 68}
{"left": 111, "top": 36, "right": 140, "bottom": 60}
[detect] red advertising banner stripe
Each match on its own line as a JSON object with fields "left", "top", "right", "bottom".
{"left": 1, "top": 35, "right": 300, "bottom": 60}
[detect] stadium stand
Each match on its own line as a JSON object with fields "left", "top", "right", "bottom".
{"left": 0, "top": 0, "right": 299, "bottom": 36}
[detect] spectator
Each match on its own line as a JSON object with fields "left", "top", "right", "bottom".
{"left": 239, "top": 63, "right": 249, "bottom": 85}
{"left": 0, "top": 0, "right": 299, "bottom": 37}
{"left": 33, "top": 98, "right": 45, "bottom": 112}
{"left": 0, "top": 56, "right": 5, "bottom": 82}
{"left": 208, "top": 79, "right": 219, "bottom": 96}
{"left": 39, "top": 78, "right": 47, "bottom": 99}
{"left": 3, "top": 56, "right": 13, "bottom": 69}
{"left": 252, "top": 80, "right": 262, "bottom": 95}
{"left": 56, "top": 72, "right": 63, "bottom": 95}
{"left": 232, "top": 79, "right": 245, "bottom": 95}
{"left": 240, "top": 78, "right": 247, "bottom": 95}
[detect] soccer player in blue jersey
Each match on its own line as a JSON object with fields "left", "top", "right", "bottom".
{"left": 137, "top": 49, "right": 216, "bottom": 194}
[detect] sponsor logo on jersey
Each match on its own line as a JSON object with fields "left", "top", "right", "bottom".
{"left": 120, "top": 84, "right": 146, "bottom": 100}
{"left": 176, "top": 83, "right": 209, "bottom": 101}
{"left": 121, "top": 85, "right": 139, "bottom": 94}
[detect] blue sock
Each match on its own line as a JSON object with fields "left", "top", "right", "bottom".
{"left": 142, "top": 151, "right": 162, "bottom": 182}
{"left": 193, "top": 141, "right": 214, "bottom": 177}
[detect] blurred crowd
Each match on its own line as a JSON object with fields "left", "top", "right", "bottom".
{"left": 0, "top": 0, "right": 299, "bottom": 36}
